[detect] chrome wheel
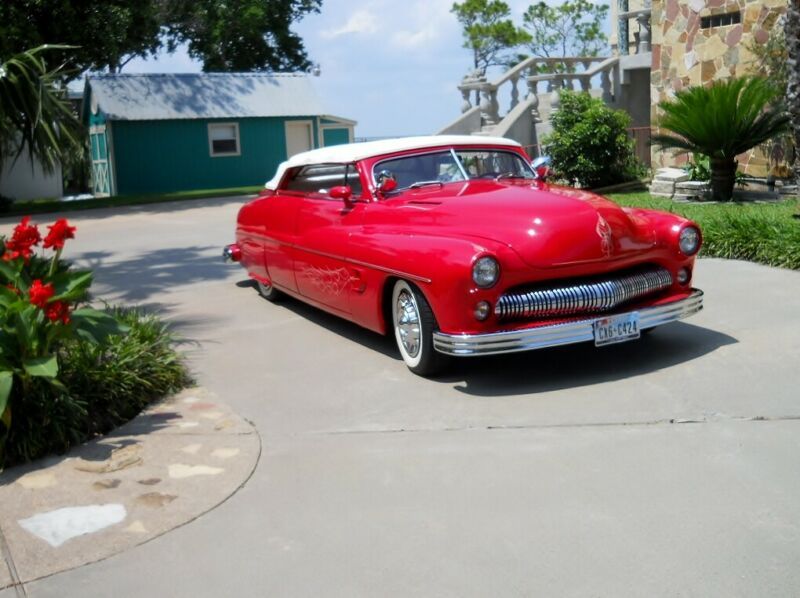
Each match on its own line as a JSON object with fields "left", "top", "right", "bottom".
{"left": 395, "top": 289, "right": 421, "bottom": 358}
{"left": 390, "top": 280, "right": 446, "bottom": 376}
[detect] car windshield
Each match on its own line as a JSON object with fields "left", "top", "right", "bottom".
{"left": 373, "top": 148, "right": 535, "bottom": 191}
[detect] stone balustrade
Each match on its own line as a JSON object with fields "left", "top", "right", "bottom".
{"left": 457, "top": 56, "right": 620, "bottom": 130}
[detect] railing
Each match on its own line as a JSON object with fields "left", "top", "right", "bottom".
{"left": 457, "top": 56, "right": 619, "bottom": 130}
{"left": 616, "top": 4, "right": 652, "bottom": 55}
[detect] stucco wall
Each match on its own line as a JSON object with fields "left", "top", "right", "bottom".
{"left": 650, "top": 0, "right": 788, "bottom": 174}
{"left": 0, "top": 152, "right": 62, "bottom": 201}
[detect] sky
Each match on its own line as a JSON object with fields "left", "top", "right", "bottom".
{"left": 122, "top": 0, "right": 607, "bottom": 139}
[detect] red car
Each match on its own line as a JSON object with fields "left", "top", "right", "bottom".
{"left": 225, "top": 136, "right": 703, "bottom": 376}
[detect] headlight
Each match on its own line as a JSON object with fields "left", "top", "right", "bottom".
{"left": 678, "top": 226, "right": 701, "bottom": 255}
{"left": 472, "top": 256, "right": 500, "bottom": 288}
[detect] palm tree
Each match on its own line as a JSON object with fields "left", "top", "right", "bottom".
{"left": 0, "top": 45, "right": 81, "bottom": 188}
{"left": 653, "top": 77, "right": 790, "bottom": 201}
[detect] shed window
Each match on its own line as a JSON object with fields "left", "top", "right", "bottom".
{"left": 701, "top": 11, "right": 740, "bottom": 28}
{"left": 208, "top": 123, "right": 240, "bottom": 156}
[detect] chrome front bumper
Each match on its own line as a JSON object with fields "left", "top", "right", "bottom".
{"left": 432, "top": 289, "right": 704, "bottom": 356}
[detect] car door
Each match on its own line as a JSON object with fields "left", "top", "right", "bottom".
{"left": 292, "top": 164, "right": 365, "bottom": 315}
{"left": 261, "top": 189, "right": 300, "bottom": 293}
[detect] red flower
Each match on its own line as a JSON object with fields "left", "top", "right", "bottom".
{"left": 28, "top": 279, "right": 55, "bottom": 309}
{"left": 45, "top": 300, "right": 71, "bottom": 324}
{"left": 43, "top": 219, "right": 77, "bottom": 250}
{"left": 2, "top": 216, "right": 41, "bottom": 262}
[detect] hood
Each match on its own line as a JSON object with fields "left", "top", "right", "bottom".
{"left": 387, "top": 181, "right": 656, "bottom": 269}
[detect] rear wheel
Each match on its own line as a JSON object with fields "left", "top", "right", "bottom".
{"left": 257, "top": 279, "right": 282, "bottom": 302}
{"left": 391, "top": 280, "right": 446, "bottom": 376}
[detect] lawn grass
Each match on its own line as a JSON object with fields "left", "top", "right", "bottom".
{"left": 608, "top": 192, "right": 800, "bottom": 270}
{"left": 1, "top": 185, "right": 262, "bottom": 217}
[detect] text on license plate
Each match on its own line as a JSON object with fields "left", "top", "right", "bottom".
{"left": 593, "top": 312, "right": 640, "bottom": 347}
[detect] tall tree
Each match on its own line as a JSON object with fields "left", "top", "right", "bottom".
{"left": 451, "top": 0, "right": 531, "bottom": 74}
{"left": 0, "top": 0, "right": 322, "bottom": 79}
{"left": 786, "top": 0, "right": 800, "bottom": 185}
{"left": 0, "top": 1, "right": 163, "bottom": 76}
{"left": 166, "top": 0, "right": 322, "bottom": 72}
{"left": 0, "top": 46, "right": 82, "bottom": 183}
{"left": 522, "top": 0, "right": 608, "bottom": 68}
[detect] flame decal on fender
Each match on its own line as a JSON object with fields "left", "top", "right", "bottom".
{"left": 596, "top": 215, "right": 613, "bottom": 258}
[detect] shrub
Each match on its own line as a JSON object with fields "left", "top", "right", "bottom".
{"left": 653, "top": 77, "right": 790, "bottom": 201}
{"left": 543, "top": 90, "right": 643, "bottom": 189}
{"left": 0, "top": 217, "right": 190, "bottom": 467}
{"left": 4, "top": 309, "right": 191, "bottom": 466}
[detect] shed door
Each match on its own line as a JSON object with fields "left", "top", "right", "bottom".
{"left": 285, "top": 121, "right": 313, "bottom": 158}
{"left": 89, "top": 125, "right": 112, "bottom": 197}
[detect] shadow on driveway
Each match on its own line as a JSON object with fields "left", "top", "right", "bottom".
{"left": 247, "top": 283, "right": 738, "bottom": 395}
{"left": 75, "top": 246, "right": 231, "bottom": 303}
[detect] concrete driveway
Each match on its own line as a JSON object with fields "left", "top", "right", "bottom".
{"left": 2, "top": 198, "right": 799, "bottom": 597}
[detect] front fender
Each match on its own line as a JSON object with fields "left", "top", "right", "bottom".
{"left": 347, "top": 231, "right": 523, "bottom": 334}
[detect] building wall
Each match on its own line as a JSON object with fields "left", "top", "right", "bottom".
{"left": 111, "top": 116, "right": 320, "bottom": 195}
{"left": 650, "top": 0, "right": 788, "bottom": 174}
{"left": 322, "top": 128, "right": 352, "bottom": 147}
{"left": 0, "top": 150, "right": 62, "bottom": 201}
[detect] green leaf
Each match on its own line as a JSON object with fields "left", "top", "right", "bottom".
{"left": 0, "top": 285, "right": 20, "bottom": 308}
{"left": 0, "top": 370, "right": 12, "bottom": 419}
{"left": 52, "top": 271, "right": 93, "bottom": 302}
{"left": 72, "top": 308, "right": 127, "bottom": 344}
{"left": 23, "top": 355, "right": 58, "bottom": 378}
{"left": 0, "top": 261, "right": 18, "bottom": 284}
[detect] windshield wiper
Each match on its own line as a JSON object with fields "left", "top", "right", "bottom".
{"left": 408, "top": 180, "right": 444, "bottom": 190}
{"left": 495, "top": 172, "right": 519, "bottom": 180}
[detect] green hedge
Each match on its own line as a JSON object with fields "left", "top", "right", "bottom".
{"left": 609, "top": 193, "right": 800, "bottom": 270}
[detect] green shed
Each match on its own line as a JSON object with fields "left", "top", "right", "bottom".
{"left": 82, "top": 73, "right": 356, "bottom": 197}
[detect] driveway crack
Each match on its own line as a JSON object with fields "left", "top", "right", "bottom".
{"left": 313, "top": 414, "right": 800, "bottom": 436}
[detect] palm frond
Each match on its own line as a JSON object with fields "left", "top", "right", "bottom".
{"left": 0, "top": 45, "right": 82, "bottom": 173}
{"left": 654, "top": 76, "right": 790, "bottom": 159}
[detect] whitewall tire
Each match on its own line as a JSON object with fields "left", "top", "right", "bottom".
{"left": 391, "top": 280, "right": 445, "bottom": 376}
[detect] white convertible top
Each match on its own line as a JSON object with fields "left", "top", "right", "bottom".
{"left": 265, "top": 135, "right": 522, "bottom": 189}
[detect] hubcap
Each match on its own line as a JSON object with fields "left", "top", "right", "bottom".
{"left": 396, "top": 290, "right": 421, "bottom": 358}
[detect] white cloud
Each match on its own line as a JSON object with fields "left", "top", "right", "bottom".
{"left": 389, "top": 0, "right": 457, "bottom": 50}
{"left": 321, "top": 9, "right": 380, "bottom": 39}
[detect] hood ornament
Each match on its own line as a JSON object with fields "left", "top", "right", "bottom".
{"left": 596, "top": 215, "right": 613, "bottom": 257}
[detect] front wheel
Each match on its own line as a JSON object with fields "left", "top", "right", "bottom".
{"left": 391, "top": 280, "right": 446, "bottom": 376}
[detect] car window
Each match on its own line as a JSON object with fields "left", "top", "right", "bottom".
{"left": 374, "top": 151, "right": 466, "bottom": 191}
{"left": 454, "top": 150, "right": 535, "bottom": 179}
{"left": 282, "top": 163, "right": 363, "bottom": 198}
{"left": 373, "top": 149, "right": 534, "bottom": 193}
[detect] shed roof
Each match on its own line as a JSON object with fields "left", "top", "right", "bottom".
{"left": 85, "top": 73, "right": 328, "bottom": 121}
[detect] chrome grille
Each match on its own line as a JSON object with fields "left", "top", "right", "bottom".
{"left": 494, "top": 266, "right": 673, "bottom": 320}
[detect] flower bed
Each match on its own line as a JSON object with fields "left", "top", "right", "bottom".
{"left": 0, "top": 217, "right": 190, "bottom": 468}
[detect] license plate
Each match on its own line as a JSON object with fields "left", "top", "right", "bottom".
{"left": 593, "top": 312, "right": 640, "bottom": 347}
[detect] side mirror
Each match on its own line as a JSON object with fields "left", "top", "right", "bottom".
{"left": 532, "top": 156, "right": 552, "bottom": 181}
{"left": 375, "top": 170, "right": 398, "bottom": 194}
{"left": 329, "top": 185, "right": 353, "bottom": 202}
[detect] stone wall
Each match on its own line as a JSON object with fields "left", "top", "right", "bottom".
{"left": 650, "top": 0, "right": 788, "bottom": 175}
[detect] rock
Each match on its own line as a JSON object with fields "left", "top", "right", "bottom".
{"left": 653, "top": 167, "right": 690, "bottom": 182}
{"left": 649, "top": 180, "right": 676, "bottom": 196}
